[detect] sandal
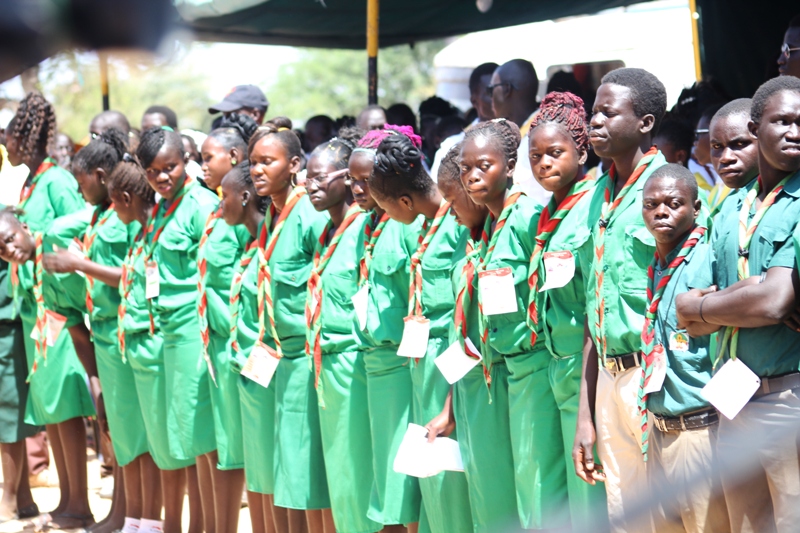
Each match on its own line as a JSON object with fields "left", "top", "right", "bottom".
{"left": 17, "top": 504, "right": 40, "bottom": 519}
{"left": 46, "top": 512, "right": 94, "bottom": 530}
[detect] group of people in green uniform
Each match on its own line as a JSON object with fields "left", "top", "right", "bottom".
{"left": 0, "top": 64, "right": 799, "bottom": 533}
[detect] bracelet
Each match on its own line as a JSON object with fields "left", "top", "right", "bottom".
{"left": 699, "top": 295, "right": 709, "bottom": 323}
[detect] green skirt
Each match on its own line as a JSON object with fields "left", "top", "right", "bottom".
{"left": 0, "top": 322, "right": 40, "bottom": 443}
{"left": 506, "top": 347, "right": 570, "bottom": 530}
{"left": 163, "top": 332, "right": 216, "bottom": 460}
{"left": 453, "top": 362, "right": 522, "bottom": 533}
{"left": 411, "top": 337, "right": 473, "bottom": 533}
{"left": 127, "top": 331, "right": 194, "bottom": 471}
{"left": 273, "top": 354, "right": 330, "bottom": 510}
{"left": 22, "top": 315, "right": 95, "bottom": 426}
{"left": 238, "top": 370, "right": 275, "bottom": 494}
{"left": 363, "top": 345, "right": 420, "bottom": 526}
{"left": 208, "top": 332, "right": 244, "bottom": 470}
{"left": 93, "top": 320, "right": 149, "bottom": 467}
{"left": 318, "top": 351, "right": 381, "bottom": 533}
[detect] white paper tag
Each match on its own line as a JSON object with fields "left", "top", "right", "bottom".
{"left": 478, "top": 267, "right": 518, "bottom": 316}
{"left": 241, "top": 342, "right": 281, "bottom": 389}
{"left": 392, "top": 423, "right": 465, "bottom": 478}
{"left": 668, "top": 331, "right": 690, "bottom": 352}
{"left": 145, "top": 261, "right": 160, "bottom": 300}
{"left": 397, "top": 316, "right": 430, "bottom": 358}
{"left": 434, "top": 338, "right": 482, "bottom": 384}
{"left": 30, "top": 310, "right": 68, "bottom": 347}
{"left": 351, "top": 284, "right": 369, "bottom": 331}
{"left": 701, "top": 358, "right": 761, "bottom": 420}
{"left": 642, "top": 345, "right": 667, "bottom": 395}
{"left": 539, "top": 250, "right": 575, "bottom": 292}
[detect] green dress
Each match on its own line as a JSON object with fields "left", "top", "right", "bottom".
{"left": 47, "top": 206, "right": 149, "bottom": 467}
{"left": 534, "top": 188, "right": 609, "bottom": 531}
{"left": 149, "top": 181, "right": 219, "bottom": 460}
{"left": 409, "top": 212, "right": 473, "bottom": 533}
{"left": 201, "top": 213, "right": 249, "bottom": 470}
{"left": 232, "top": 229, "right": 276, "bottom": 494}
{"left": 313, "top": 211, "right": 381, "bottom": 533}
{"left": 353, "top": 216, "right": 422, "bottom": 526}
{"left": 449, "top": 230, "right": 521, "bottom": 533}
{"left": 266, "top": 195, "right": 331, "bottom": 510}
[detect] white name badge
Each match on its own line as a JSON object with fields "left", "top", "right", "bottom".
{"left": 701, "top": 358, "right": 761, "bottom": 420}
{"left": 397, "top": 316, "right": 430, "bottom": 358}
{"left": 145, "top": 261, "right": 160, "bottom": 300}
{"left": 642, "top": 345, "right": 667, "bottom": 395}
{"left": 539, "top": 250, "right": 575, "bottom": 292}
{"left": 392, "top": 423, "right": 464, "bottom": 479}
{"left": 434, "top": 337, "right": 482, "bottom": 384}
{"left": 351, "top": 284, "right": 369, "bottom": 331}
{"left": 241, "top": 342, "right": 281, "bottom": 389}
{"left": 30, "top": 310, "right": 68, "bottom": 347}
{"left": 669, "top": 331, "right": 690, "bottom": 352}
{"left": 478, "top": 267, "right": 518, "bottom": 316}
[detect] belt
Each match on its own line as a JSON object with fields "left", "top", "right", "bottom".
{"left": 603, "top": 352, "right": 640, "bottom": 375}
{"left": 653, "top": 408, "right": 718, "bottom": 433}
{"left": 752, "top": 372, "right": 800, "bottom": 400}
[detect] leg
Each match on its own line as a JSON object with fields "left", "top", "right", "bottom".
{"left": 208, "top": 451, "right": 244, "bottom": 533}
{"left": 321, "top": 508, "right": 335, "bottom": 533}
{"left": 247, "top": 491, "right": 266, "bottom": 533}
{"left": 196, "top": 454, "right": 216, "bottom": 533}
{"left": 139, "top": 454, "right": 163, "bottom": 520}
{"left": 46, "top": 423, "right": 68, "bottom": 515}
{"left": 381, "top": 526, "right": 408, "bottom": 533}
{"left": 186, "top": 464, "right": 203, "bottom": 533}
{"left": 265, "top": 493, "right": 280, "bottom": 533}
{"left": 284, "top": 507, "right": 307, "bottom": 533}
{"left": 160, "top": 467, "right": 186, "bottom": 533}
{"left": 306, "top": 509, "right": 323, "bottom": 533}
{"left": 50, "top": 417, "right": 94, "bottom": 529}
{"left": 123, "top": 457, "right": 143, "bottom": 518}
{"left": 87, "top": 462, "right": 126, "bottom": 532}
{"left": 26, "top": 431, "right": 49, "bottom": 477}
{"left": 0, "top": 441, "right": 27, "bottom": 519}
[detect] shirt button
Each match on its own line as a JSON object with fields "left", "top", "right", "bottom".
{"left": 603, "top": 265, "right": 609, "bottom": 272}
{"left": 604, "top": 308, "right": 609, "bottom": 315}
{"left": 493, "top": 328, "right": 498, "bottom": 333}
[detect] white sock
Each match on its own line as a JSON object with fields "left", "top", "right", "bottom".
{"left": 121, "top": 517, "right": 141, "bottom": 533}
{"left": 138, "top": 518, "right": 164, "bottom": 533}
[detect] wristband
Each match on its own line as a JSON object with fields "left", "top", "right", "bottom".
{"left": 699, "top": 295, "right": 709, "bottom": 323}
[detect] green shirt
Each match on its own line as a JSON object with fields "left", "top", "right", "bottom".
{"left": 18, "top": 165, "right": 85, "bottom": 233}
{"left": 713, "top": 170, "right": 800, "bottom": 377}
{"left": 204, "top": 218, "right": 250, "bottom": 338}
{"left": 584, "top": 152, "right": 666, "bottom": 358}
{"left": 17, "top": 257, "right": 86, "bottom": 329}
{"left": 266, "top": 195, "right": 329, "bottom": 358}
{"left": 233, "top": 234, "right": 262, "bottom": 370}
{"left": 537, "top": 187, "right": 596, "bottom": 359}
{"left": 122, "top": 230, "right": 156, "bottom": 335}
{"left": 0, "top": 204, "right": 21, "bottom": 325}
{"left": 484, "top": 194, "right": 541, "bottom": 357}
{"left": 421, "top": 212, "right": 463, "bottom": 338}
{"left": 647, "top": 241, "right": 716, "bottom": 416}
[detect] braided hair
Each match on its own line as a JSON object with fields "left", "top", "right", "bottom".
{"left": 209, "top": 113, "right": 259, "bottom": 153}
{"left": 437, "top": 141, "right": 463, "bottom": 186}
{"left": 357, "top": 124, "right": 421, "bottom": 150}
{"left": 72, "top": 128, "right": 127, "bottom": 175}
{"left": 106, "top": 153, "right": 156, "bottom": 206}
{"left": 224, "top": 161, "right": 270, "bottom": 215}
{"left": 136, "top": 127, "right": 184, "bottom": 168}
{"left": 463, "top": 118, "right": 521, "bottom": 167}
{"left": 9, "top": 91, "right": 57, "bottom": 165}
{"left": 371, "top": 130, "right": 433, "bottom": 199}
{"left": 529, "top": 91, "right": 589, "bottom": 153}
{"left": 309, "top": 126, "right": 365, "bottom": 171}
{"left": 247, "top": 117, "right": 303, "bottom": 160}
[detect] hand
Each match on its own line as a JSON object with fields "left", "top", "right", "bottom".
{"left": 783, "top": 307, "right": 800, "bottom": 332}
{"left": 42, "top": 249, "right": 79, "bottom": 274}
{"left": 573, "top": 417, "right": 605, "bottom": 485}
{"left": 96, "top": 392, "right": 109, "bottom": 436}
{"left": 684, "top": 320, "right": 722, "bottom": 338}
{"left": 676, "top": 286, "right": 716, "bottom": 328}
{"left": 424, "top": 409, "right": 455, "bottom": 443}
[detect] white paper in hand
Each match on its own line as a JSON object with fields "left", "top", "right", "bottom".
{"left": 539, "top": 251, "right": 575, "bottom": 291}
{"left": 478, "top": 268, "right": 517, "bottom": 316}
{"left": 68, "top": 239, "right": 87, "bottom": 277}
{"left": 392, "top": 423, "right": 464, "bottom": 478}
{"left": 351, "top": 284, "right": 369, "bottom": 331}
{"left": 701, "top": 358, "right": 760, "bottom": 420}
{"left": 241, "top": 342, "right": 281, "bottom": 389}
{"left": 397, "top": 316, "right": 430, "bottom": 358}
{"left": 435, "top": 338, "right": 481, "bottom": 384}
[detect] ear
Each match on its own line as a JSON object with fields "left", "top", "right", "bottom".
{"left": 398, "top": 195, "right": 414, "bottom": 211}
{"left": 229, "top": 147, "right": 242, "bottom": 163}
{"left": 578, "top": 147, "right": 588, "bottom": 166}
{"left": 288, "top": 155, "right": 304, "bottom": 176}
{"left": 639, "top": 114, "right": 656, "bottom": 135}
{"left": 96, "top": 167, "right": 107, "bottom": 186}
{"left": 693, "top": 198, "right": 702, "bottom": 219}
{"left": 121, "top": 191, "right": 132, "bottom": 206}
{"left": 242, "top": 189, "right": 251, "bottom": 204}
{"left": 506, "top": 157, "right": 517, "bottom": 179}
{"left": 748, "top": 120, "right": 759, "bottom": 139}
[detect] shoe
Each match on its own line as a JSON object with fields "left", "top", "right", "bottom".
{"left": 17, "top": 503, "right": 39, "bottom": 519}
{"left": 98, "top": 475, "right": 114, "bottom": 499}
{"left": 29, "top": 468, "right": 58, "bottom": 488}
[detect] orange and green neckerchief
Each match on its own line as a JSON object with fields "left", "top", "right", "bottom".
{"left": 229, "top": 238, "right": 258, "bottom": 353}
{"left": 83, "top": 202, "right": 115, "bottom": 316}
{"left": 196, "top": 205, "right": 223, "bottom": 385}
{"left": 18, "top": 158, "right": 56, "bottom": 210}
{"left": 117, "top": 231, "right": 145, "bottom": 361}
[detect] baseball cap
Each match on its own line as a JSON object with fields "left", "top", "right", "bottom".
{"left": 208, "top": 85, "right": 269, "bottom": 114}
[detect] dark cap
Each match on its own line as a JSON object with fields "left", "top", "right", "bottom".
{"left": 208, "top": 85, "right": 269, "bottom": 114}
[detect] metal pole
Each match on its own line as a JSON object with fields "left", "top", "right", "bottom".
{"left": 367, "top": 0, "right": 379, "bottom": 105}
{"left": 99, "top": 52, "right": 110, "bottom": 111}
{"left": 688, "top": 0, "right": 703, "bottom": 81}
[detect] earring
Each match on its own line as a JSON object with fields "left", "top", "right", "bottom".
{"left": 290, "top": 173, "right": 298, "bottom": 187}
{"left": 231, "top": 158, "right": 238, "bottom": 166}
{"left": 242, "top": 200, "right": 247, "bottom": 207}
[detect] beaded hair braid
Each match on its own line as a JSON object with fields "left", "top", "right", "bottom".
{"left": 463, "top": 118, "right": 521, "bottom": 165}
{"left": 10, "top": 91, "right": 57, "bottom": 165}
{"left": 529, "top": 91, "right": 590, "bottom": 153}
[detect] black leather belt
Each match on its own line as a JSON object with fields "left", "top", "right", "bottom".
{"left": 603, "top": 352, "right": 640, "bottom": 375}
{"left": 752, "top": 372, "right": 800, "bottom": 399}
{"left": 653, "top": 408, "right": 718, "bottom": 433}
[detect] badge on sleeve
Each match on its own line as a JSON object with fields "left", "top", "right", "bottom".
{"left": 539, "top": 250, "right": 575, "bottom": 291}
{"left": 145, "top": 261, "right": 160, "bottom": 299}
{"left": 478, "top": 267, "right": 518, "bottom": 316}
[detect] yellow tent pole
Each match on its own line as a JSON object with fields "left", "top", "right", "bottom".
{"left": 99, "top": 51, "right": 110, "bottom": 111}
{"left": 688, "top": 0, "right": 702, "bottom": 81}
{"left": 367, "top": 0, "right": 379, "bottom": 104}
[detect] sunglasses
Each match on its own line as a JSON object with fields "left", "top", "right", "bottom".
{"left": 782, "top": 43, "right": 800, "bottom": 60}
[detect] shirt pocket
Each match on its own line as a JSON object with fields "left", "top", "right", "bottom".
{"left": 272, "top": 259, "right": 312, "bottom": 323}
{"left": 619, "top": 225, "right": 654, "bottom": 296}
{"left": 421, "top": 258, "right": 455, "bottom": 313}
{"left": 322, "top": 271, "right": 357, "bottom": 331}
{"left": 370, "top": 252, "right": 408, "bottom": 309}
{"left": 206, "top": 242, "right": 240, "bottom": 288}
{"left": 158, "top": 231, "right": 192, "bottom": 280}
{"left": 757, "top": 226, "right": 793, "bottom": 271}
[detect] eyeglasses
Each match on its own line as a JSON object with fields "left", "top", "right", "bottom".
{"left": 305, "top": 167, "right": 349, "bottom": 187}
{"left": 782, "top": 43, "right": 800, "bottom": 59}
{"left": 694, "top": 128, "right": 709, "bottom": 140}
{"left": 486, "top": 82, "right": 513, "bottom": 96}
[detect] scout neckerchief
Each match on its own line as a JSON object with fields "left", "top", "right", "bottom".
{"left": 408, "top": 200, "right": 451, "bottom": 317}
{"left": 83, "top": 202, "right": 115, "bottom": 316}
{"left": 715, "top": 174, "right": 791, "bottom": 368}
{"left": 258, "top": 186, "right": 306, "bottom": 357}
{"left": 358, "top": 211, "right": 391, "bottom": 287}
{"left": 196, "top": 205, "right": 223, "bottom": 384}
{"left": 526, "top": 176, "right": 594, "bottom": 346}
{"left": 454, "top": 227, "right": 492, "bottom": 388}
{"left": 117, "top": 231, "right": 145, "bottom": 361}
{"left": 477, "top": 187, "right": 523, "bottom": 357}
{"left": 229, "top": 238, "right": 258, "bottom": 353}
{"left": 13, "top": 233, "right": 47, "bottom": 376}
{"left": 306, "top": 203, "right": 363, "bottom": 387}
{"left": 636, "top": 225, "right": 707, "bottom": 461}
{"left": 18, "top": 158, "right": 56, "bottom": 209}
{"left": 593, "top": 147, "right": 658, "bottom": 360}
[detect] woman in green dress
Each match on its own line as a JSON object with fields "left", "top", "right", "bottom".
{"left": 248, "top": 117, "right": 332, "bottom": 533}
{"left": 3, "top": 91, "right": 95, "bottom": 531}
{"left": 304, "top": 130, "right": 382, "bottom": 533}
{"left": 367, "top": 131, "right": 473, "bottom": 533}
